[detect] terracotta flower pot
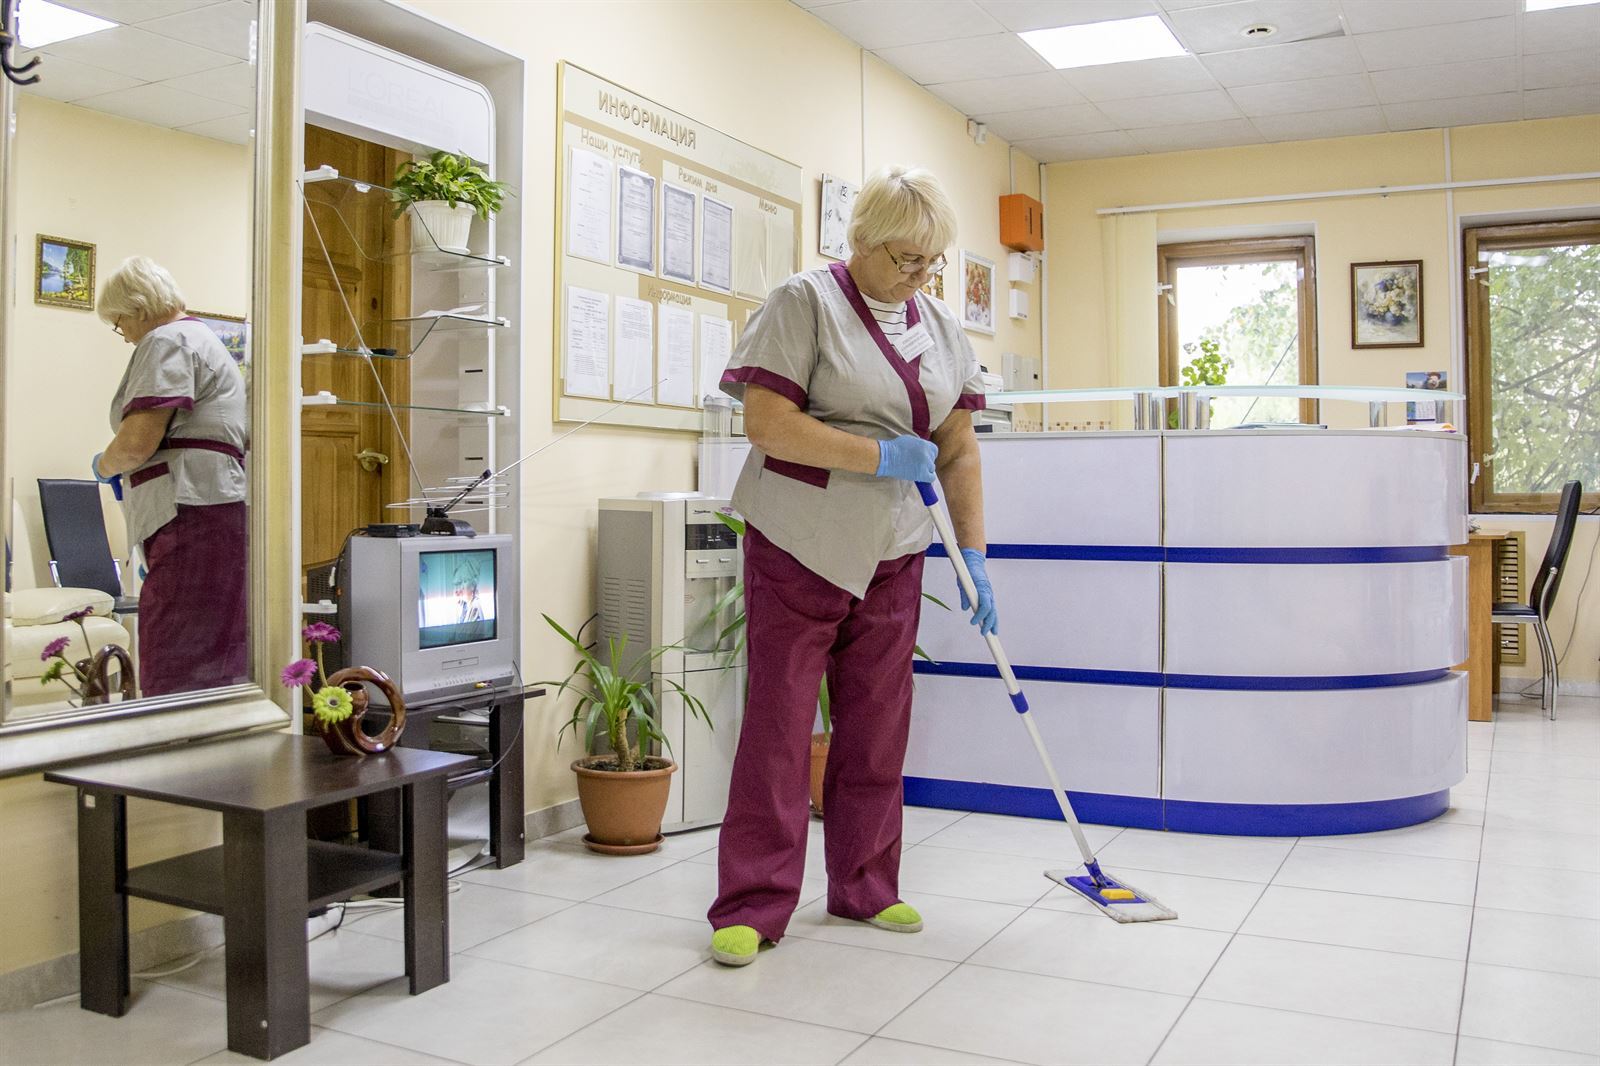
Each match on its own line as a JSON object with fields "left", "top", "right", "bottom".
{"left": 572, "top": 755, "right": 676, "bottom": 854}
{"left": 809, "top": 731, "right": 830, "bottom": 818}
{"left": 318, "top": 667, "right": 406, "bottom": 757}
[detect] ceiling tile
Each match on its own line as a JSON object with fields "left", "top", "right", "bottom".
{"left": 1370, "top": 56, "right": 1518, "bottom": 104}
{"left": 873, "top": 32, "right": 1050, "bottom": 84}
{"left": 1095, "top": 87, "right": 1241, "bottom": 127}
{"left": 176, "top": 112, "right": 253, "bottom": 144}
{"left": 1524, "top": 84, "right": 1600, "bottom": 120}
{"left": 1129, "top": 117, "right": 1263, "bottom": 152}
{"left": 926, "top": 71, "right": 1086, "bottom": 115}
{"left": 1013, "top": 129, "right": 1145, "bottom": 161}
{"left": 1383, "top": 92, "right": 1521, "bottom": 130}
{"left": 1250, "top": 105, "right": 1387, "bottom": 141}
{"left": 1158, "top": 0, "right": 1238, "bottom": 9}
{"left": 1338, "top": 0, "right": 1513, "bottom": 35}
{"left": 14, "top": 51, "right": 140, "bottom": 102}
{"left": 974, "top": 103, "right": 1116, "bottom": 140}
{"left": 1200, "top": 36, "right": 1363, "bottom": 86}
{"left": 812, "top": 0, "right": 1001, "bottom": 51}
{"left": 1522, "top": 4, "right": 1600, "bottom": 56}
{"left": 1166, "top": 0, "right": 1343, "bottom": 55}
{"left": 57, "top": 0, "right": 219, "bottom": 22}
{"left": 41, "top": 24, "right": 233, "bottom": 81}
{"left": 1522, "top": 48, "right": 1600, "bottom": 92}
{"left": 162, "top": 60, "right": 254, "bottom": 109}
{"left": 791, "top": 0, "right": 846, "bottom": 7}
{"left": 1227, "top": 73, "right": 1375, "bottom": 116}
{"left": 1354, "top": 16, "right": 1514, "bottom": 71}
{"left": 1060, "top": 54, "right": 1218, "bottom": 100}
{"left": 74, "top": 79, "right": 244, "bottom": 128}
{"left": 140, "top": 0, "right": 256, "bottom": 62}
{"left": 976, "top": 0, "right": 1159, "bottom": 32}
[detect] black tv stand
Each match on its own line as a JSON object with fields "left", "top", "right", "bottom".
{"left": 361, "top": 684, "right": 542, "bottom": 873}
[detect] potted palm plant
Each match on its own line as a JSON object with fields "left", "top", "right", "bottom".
{"left": 391, "top": 150, "right": 510, "bottom": 254}
{"left": 541, "top": 614, "right": 709, "bottom": 855}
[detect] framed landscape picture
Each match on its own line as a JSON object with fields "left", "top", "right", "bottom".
{"left": 189, "top": 310, "right": 250, "bottom": 366}
{"left": 35, "top": 234, "right": 95, "bottom": 310}
{"left": 959, "top": 250, "right": 995, "bottom": 335}
{"left": 1351, "top": 260, "right": 1423, "bottom": 348}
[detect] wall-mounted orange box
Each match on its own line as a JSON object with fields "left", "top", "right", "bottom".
{"left": 999, "top": 193, "right": 1044, "bottom": 252}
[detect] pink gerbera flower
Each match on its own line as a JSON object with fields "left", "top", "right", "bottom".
{"left": 302, "top": 622, "right": 341, "bottom": 645}
{"left": 41, "top": 636, "right": 71, "bottom": 661}
{"left": 62, "top": 606, "right": 95, "bottom": 622}
{"left": 280, "top": 658, "right": 317, "bottom": 687}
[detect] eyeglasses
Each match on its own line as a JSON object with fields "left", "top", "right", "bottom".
{"left": 111, "top": 319, "right": 125, "bottom": 337}
{"left": 883, "top": 245, "right": 946, "bottom": 277}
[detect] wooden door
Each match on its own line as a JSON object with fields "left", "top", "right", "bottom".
{"left": 301, "top": 126, "right": 413, "bottom": 566}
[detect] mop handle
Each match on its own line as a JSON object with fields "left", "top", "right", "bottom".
{"left": 916, "top": 482, "right": 1100, "bottom": 868}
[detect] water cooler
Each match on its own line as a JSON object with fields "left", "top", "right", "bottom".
{"left": 597, "top": 494, "right": 745, "bottom": 832}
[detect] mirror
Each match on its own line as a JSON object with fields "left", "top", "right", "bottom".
{"left": 2, "top": 0, "right": 258, "bottom": 726}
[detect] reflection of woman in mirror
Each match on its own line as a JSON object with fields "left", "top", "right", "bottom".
{"left": 93, "top": 257, "right": 249, "bottom": 697}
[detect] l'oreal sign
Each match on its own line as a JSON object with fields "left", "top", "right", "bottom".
{"left": 304, "top": 23, "right": 493, "bottom": 165}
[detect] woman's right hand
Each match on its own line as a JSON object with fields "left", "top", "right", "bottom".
{"left": 875, "top": 436, "right": 938, "bottom": 482}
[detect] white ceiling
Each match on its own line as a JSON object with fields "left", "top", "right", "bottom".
{"left": 17, "top": 0, "right": 256, "bottom": 145}
{"left": 796, "top": 0, "right": 1600, "bottom": 161}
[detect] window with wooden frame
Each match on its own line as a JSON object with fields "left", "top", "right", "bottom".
{"left": 1158, "top": 237, "right": 1318, "bottom": 427}
{"left": 1465, "top": 219, "right": 1600, "bottom": 515}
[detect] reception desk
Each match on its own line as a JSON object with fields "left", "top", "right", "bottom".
{"left": 700, "top": 417, "right": 1470, "bottom": 836}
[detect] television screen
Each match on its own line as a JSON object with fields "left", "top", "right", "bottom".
{"left": 417, "top": 549, "right": 497, "bottom": 649}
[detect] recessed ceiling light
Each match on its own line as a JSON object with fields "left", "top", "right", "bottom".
{"left": 1525, "top": 0, "right": 1599, "bottom": 10}
{"left": 1019, "top": 15, "right": 1188, "bottom": 71}
{"left": 17, "top": 0, "right": 117, "bottom": 48}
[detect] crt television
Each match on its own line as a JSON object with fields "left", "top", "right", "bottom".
{"left": 336, "top": 533, "right": 517, "bottom": 707}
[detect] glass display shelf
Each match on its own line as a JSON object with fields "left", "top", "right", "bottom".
{"left": 384, "top": 311, "right": 510, "bottom": 352}
{"left": 300, "top": 393, "right": 508, "bottom": 418}
{"left": 993, "top": 385, "right": 1465, "bottom": 403}
{"left": 300, "top": 340, "right": 408, "bottom": 360}
{"left": 301, "top": 166, "right": 511, "bottom": 272}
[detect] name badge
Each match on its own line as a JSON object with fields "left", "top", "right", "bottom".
{"left": 895, "top": 323, "right": 935, "bottom": 360}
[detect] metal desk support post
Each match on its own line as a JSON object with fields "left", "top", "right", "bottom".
{"left": 1132, "top": 391, "right": 1150, "bottom": 430}
{"left": 1370, "top": 402, "right": 1388, "bottom": 427}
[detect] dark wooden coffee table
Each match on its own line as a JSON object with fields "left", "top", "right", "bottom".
{"left": 45, "top": 732, "right": 475, "bottom": 1060}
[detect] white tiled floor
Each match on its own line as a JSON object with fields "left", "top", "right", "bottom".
{"left": 5, "top": 695, "right": 1599, "bottom": 1065}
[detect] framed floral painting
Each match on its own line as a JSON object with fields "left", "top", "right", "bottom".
{"left": 1351, "top": 260, "right": 1423, "bottom": 348}
{"left": 959, "top": 250, "right": 995, "bottom": 335}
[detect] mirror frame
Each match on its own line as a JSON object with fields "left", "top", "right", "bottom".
{"left": 0, "top": 0, "right": 304, "bottom": 775}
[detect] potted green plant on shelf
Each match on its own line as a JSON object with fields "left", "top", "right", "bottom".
{"left": 391, "top": 150, "right": 510, "bottom": 255}
{"left": 1169, "top": 337, "right": 1231, "bottom": 428}
{"left": 541, "top": 614, "right": 710, "bottom": 855}
{"left": 709, "top": 513, "right": 947, "bottom": 817}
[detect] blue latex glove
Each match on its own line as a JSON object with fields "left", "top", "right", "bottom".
{"left": 959, "top": 548, "right": 999, "bottom": 636}
{"left": 875, "top": 436, "right": 938, "bottom": 482}
{"left": 91, "top": 453, "right": 123, "bottom": 502}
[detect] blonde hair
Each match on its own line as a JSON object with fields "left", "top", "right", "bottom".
{"left": 847, "top": 165, "right": 957, "bottom": 258}
{"left": 96, "top": 256, "right": 186, "bottom": 326}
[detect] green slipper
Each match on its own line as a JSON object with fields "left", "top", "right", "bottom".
{"left": 867, "top": 902, "right": 923, "bottom": 933}
{"left": 710, "top": 925, "right": 762, "bottom": 966}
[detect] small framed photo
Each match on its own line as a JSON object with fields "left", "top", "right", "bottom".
{"left": 35, "top": 234, "right": 96, "bottom": 310}
{"left": 189, "top": 310, "right": 250, "bottom": 366}
{"left": 1405, "top": 370, "right": 1447, "bottom": 424}
{"left": 1351, "top": 260, "right": 1423, "bottom": 348}
{"left": 959, "top": 250, "right": 995, "bottom": 335}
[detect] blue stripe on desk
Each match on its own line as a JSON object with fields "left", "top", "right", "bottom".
{"left": 912, "top": 660, "right": 1452, "bottom": 691}
{"left": 902, "top": 776, "right": 1451, "bottom": 836}
{"left": 927, "top": 543, "right": 1452, "bottom": 564}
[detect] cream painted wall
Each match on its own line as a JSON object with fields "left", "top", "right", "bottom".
{"left": 1042, "top": 115, "right": 1600, "bottom": 688}
{"left": 0, "top": 1, "right": 1041, "bottom": 978}
{"left": 0, "top": 96, "right": 252, "bottom": 978}
{"left": 397, "top": 0, "right": 1043, "bottom": 817}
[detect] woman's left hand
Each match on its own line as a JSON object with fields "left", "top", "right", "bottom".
{"left": 958, "top": 548, "right": 998, "bottom": 636}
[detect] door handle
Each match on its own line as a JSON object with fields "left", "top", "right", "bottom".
{"left": 355, "top": 449, "right": 390, "bottom": 473}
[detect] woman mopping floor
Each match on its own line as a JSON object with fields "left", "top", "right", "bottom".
{"left": 707, "top": 166, "right": 997, "bottom": 966}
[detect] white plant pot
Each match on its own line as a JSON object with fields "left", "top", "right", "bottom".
{"left": 409, "top": 200, "right": 476, "bottom": 254}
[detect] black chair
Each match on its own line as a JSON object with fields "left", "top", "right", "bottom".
{"left": 1492, "top": 480, "right": 1583, "bottom": 719}
{"left": 36, "top": 478, "right": 138, "bottom": 616}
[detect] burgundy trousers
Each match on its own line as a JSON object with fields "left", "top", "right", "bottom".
{"left": 139, "top": 502, "right": 249, "bottom": 698}
{"left": 708, "top": 526, "right": 925, "bottom": 941}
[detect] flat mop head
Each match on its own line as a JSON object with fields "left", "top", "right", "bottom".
{"left": 1044, "top": 862, "right": 1178, "bottom": 924}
